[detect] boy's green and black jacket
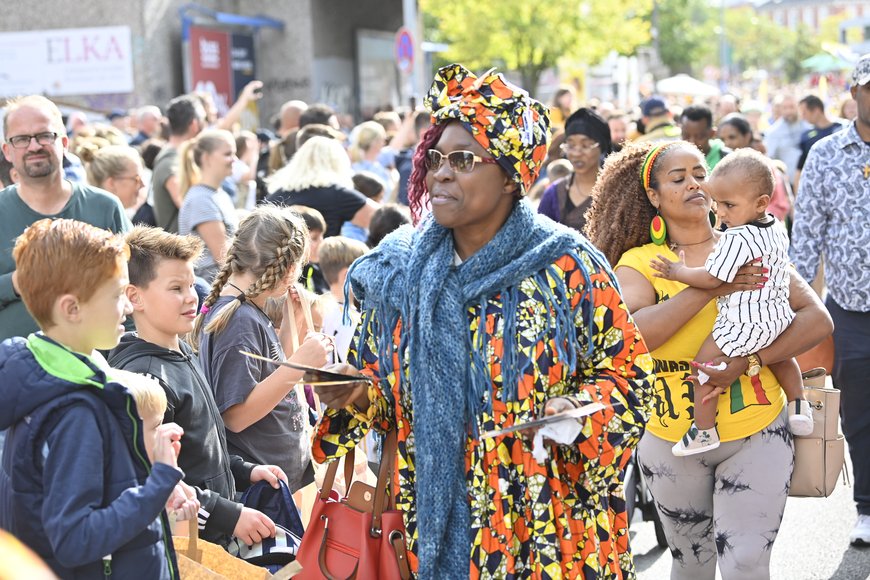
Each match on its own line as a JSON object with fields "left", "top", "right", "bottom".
{"left": 109, "top": 333, "right": 256, "bottom": 544}
{"left": 0, "top": 334, "right": 181, "bottom": 579}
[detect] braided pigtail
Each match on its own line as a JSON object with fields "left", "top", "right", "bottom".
{"left": 189, "top": 246, "right": 238, "bottom": 352}
{"left": 191, "top": 205, "right": 309, "bottom": 351}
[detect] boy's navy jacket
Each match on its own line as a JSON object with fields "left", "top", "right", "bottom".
{"left": 108, "top": 333, "right": 256, "bottom": 544}
{"left": 0, "top": 334, "right": 181, "bottom": 579}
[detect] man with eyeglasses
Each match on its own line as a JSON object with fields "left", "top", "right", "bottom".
{"left": 0, "top": 95, "right": 131, "bottom": 341}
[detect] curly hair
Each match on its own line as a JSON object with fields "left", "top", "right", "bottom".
{"left": 406, "top": 121, "right": 445, "bottom": 223}
{"left": 189, "top": 205, "right": 308, "bottom": 351}
{"left": 585, "top": 140, "right": 698, "bottom": 266}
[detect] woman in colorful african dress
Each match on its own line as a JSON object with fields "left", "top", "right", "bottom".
{"left": 311, "top": 64, "right": 655, "bottom": 579}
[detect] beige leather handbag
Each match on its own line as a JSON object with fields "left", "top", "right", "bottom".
{"left": 789, "top": 368, "right": 848, "bottom": 498}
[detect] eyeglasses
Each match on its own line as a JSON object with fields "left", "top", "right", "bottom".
{"left": 560, "top": 142, "right": 600, "bottom": 154}
{"left": 425, "top": 149, "right": 499, "bottom": 174}
{"left": 115, "top": 174, "right": 144, "bottom": 185}
{"left": 6, "top": 132, "right": 59, "bottom": 149}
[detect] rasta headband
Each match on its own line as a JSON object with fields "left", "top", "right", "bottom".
{"left": 641, "top": 143, "right": 671, "bottom": 191}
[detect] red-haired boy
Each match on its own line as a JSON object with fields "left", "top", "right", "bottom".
{"left": 0, "top": 219, "right": 183, "bottom": 578}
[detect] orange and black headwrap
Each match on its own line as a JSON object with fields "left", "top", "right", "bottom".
{"left": 424, "top": 64, "right": 550, "bottom": 194}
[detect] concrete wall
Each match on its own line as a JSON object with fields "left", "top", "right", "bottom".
{"left": 141, "top": 0, "right": 316, "bottom": 123}
{"left": 309, "top": 0, "right": 404, "bottom": 119}
{"left": 0, "top": 0, "right": 401, "bottom": 124}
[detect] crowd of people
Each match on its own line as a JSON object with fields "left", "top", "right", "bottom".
{"left": 0, "top": 52, "right": 867, "bottom": 579}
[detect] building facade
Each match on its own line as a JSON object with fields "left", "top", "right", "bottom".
{"left": 0, "top": 0, "right": 405, "bottom": 123}
{"left": 757, "top": 0, "right": 868, "bottom": 33}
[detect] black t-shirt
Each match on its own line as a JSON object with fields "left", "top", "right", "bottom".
{"left": 797, "top": 122, "right": 843, "bottom": 170}
{"left": 265, "top": 184, "right": 367, "bottom": 237}
{"left": 198, "top": 297, "right": 313, "bottom": 490}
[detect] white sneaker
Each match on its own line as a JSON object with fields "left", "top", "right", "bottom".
{"left": 850, "top": 514, "right": 870, "bottom": 546}
{"left": 672, "top": 424, "right": 720, "bottom": 457}
{"left": 788, "top": 399, "right": 814, "bottom": 437}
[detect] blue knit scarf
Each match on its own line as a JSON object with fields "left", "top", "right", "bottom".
{"left": 347, "top": 201, "right": 609, "bottom": 578}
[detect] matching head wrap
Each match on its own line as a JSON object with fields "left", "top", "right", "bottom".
{"left": 424, "top": 64, "right": 550, "bottom": 194}
{"left": 564, "top": 107, "right": 612, "bottom": 155}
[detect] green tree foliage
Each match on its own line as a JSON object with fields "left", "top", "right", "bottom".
{"left": 419, "top": 0, "right": 651, "bottom": 95}
{"left": 655, "top": 1, "right": 822, "bottom": 82}
{"left": 782, "top": 25, "right": 821, "bottom": 82}
{"left": 723, "top": 7, "right": 793, "bottom": 73}
{"left": 654, "top": 0, "right": 715, "bottom": 74}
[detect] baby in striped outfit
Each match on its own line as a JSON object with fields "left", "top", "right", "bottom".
{"left": 651, "top": 148, "right": 813, "bottom": 456}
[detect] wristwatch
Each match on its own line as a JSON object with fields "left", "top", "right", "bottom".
{"left": 746, "top": 353, "right": 762, "bottom": 377}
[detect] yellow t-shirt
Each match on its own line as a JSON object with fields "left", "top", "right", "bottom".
{"left": 616, "top": 243, "right": 786, "bottom": 442}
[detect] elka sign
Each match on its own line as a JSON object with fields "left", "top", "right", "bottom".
{"left": 0, "top": 26, "right": 134, "bottom": 97}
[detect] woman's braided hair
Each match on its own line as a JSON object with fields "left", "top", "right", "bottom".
{"left": 585, "top": 140, "right": 697, "bottom": 266}
{"left": 189, "top": 205, "right": 308, "bottom": 351}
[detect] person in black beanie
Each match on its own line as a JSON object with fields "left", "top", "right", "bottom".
{"left": 537, "top": 107, "right": 612, "bottom": 232}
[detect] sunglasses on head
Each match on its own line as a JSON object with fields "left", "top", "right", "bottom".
{"left": 425, "top": 149, "right": 499, "bottom": 173}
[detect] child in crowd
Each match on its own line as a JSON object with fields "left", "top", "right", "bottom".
{"left": 366, "top": 203, "right": 411, "bottom": 248}
{"left": 119, "top": 371, "right": 200, "bottom": 524}
{"left": 191, "top": 206, "right": 332, "bottom": 492}
{"left": 289, "top": 205, "right": 329, "bottom": 294}
{"left": 341, "top": 171, "right": 385, "bottom": 243}
{"left": 527, "top": 158, "right": 573, "bottom": 204}
{"left": 264, "top": 285, "right": 327, "bottom": 425}
{"left": 651, "top": 148, "right": 812, "bottom": 456}
{"left": 108, "top": 226, "right": 284, "bottom": 547}
{"left": 316, "top": 236, "right": 378, "bottom": 471}
{"left": 318, "top": 236, "right": 369, "bottom": 363}
{"left": 0, "top": 219, "right": 183, "bottom": 578}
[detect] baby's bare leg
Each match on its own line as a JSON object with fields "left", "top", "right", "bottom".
{"left": 693, "top": 334, "right": 725, "bottom": 430}
{"left": 769, "top": 357, "right": 803, "bottom": 401}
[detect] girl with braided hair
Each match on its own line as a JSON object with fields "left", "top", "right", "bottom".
{"left": 311, "top": 64, "right": 655, "bottom": 579}
{"left": 192, "top": 205, "right": 333, "bottom": 491}
{"left": 585, "top": 140, "right": 832, "bottom": 579}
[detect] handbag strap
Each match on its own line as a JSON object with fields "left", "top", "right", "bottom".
{"left": 186, "top": 514, "right": 202, "bottom": 561}
{"left": 370, "top": 430, "right": 398, "bottom": 536}
{"left": 320, "top": 447, "right": 360, "bottom": 501}
{"left": 287, "top": 284, "right": 316, "bottom": 353}
{"left": 298, "top": 285, "right": 315, "bottom": 333}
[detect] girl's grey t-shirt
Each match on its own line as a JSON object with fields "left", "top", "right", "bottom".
{"left": 178, "top": 184, "right": 239, "bottom": 283}
{"left": 198, "top": 296, "right": 313, "bottom": 491}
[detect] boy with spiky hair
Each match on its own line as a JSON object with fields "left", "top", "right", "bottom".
{"left": 109, "top": 226, "right": 283, "bottom": 547}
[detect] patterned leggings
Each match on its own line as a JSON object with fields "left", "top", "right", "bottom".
{"left": 637, "top": 409, "right": 793, "bottom": 580}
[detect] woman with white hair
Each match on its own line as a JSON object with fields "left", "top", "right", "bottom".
{"left": 265, "top": 136, "right": 380, "bottom": 237}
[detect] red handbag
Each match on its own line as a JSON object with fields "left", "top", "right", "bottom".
{"left": 296, "top": 431, "right": 411, "bottom": 580}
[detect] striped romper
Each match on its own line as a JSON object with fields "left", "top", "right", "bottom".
{"left": 706, "top": 214, "right": 794, "bottom": 357}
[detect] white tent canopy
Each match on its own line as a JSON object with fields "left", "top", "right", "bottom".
{"left": 656, "top": 74, "right": 720, "bottom": 97}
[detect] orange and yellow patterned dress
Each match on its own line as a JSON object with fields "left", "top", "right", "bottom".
{"left": 313, "top": 250, "right": 655, "bottom": 579}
